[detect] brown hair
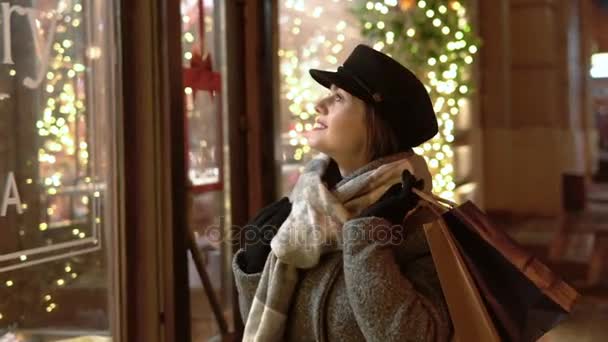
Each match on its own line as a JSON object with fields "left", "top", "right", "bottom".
{"left": 364, "top": 104, "right": 402, "bottom": 161}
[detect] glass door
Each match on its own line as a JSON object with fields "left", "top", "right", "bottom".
{"left": 180, "top": 0, "right": 234, "bottom": 340}
{"left": 0, "top": 0, "right": 120, "bottom": 340}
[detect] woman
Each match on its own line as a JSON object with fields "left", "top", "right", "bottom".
{"left": 232, "top": 44, "right": 452, "bottom": 341}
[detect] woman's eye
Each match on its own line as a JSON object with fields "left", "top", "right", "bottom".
{"left": 334, "top": 94, "right": 343, "bottom": 102}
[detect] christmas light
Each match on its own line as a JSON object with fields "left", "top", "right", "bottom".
{"left": 278, "top": 1, "right": 366, "bottom": 164}
{"left": 10, "top": 0, "right": 94, "bottom": 320}
{"left": 354, "top": 0, "right": 480, "bottom": 200}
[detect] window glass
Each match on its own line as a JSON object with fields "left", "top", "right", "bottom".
{"left": 0, "top": 0, "right": 119, "bottom": 340}
{"left": 181, "top": 1, "right": 233, "bottom": 340}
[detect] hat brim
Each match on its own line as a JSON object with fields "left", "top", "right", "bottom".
{"left": 309, "top": 69, "right": 370, "bottom": 102}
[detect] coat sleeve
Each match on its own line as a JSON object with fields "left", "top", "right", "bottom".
{"left": 232, "top": 248, "right": 262, "bottom": 321}
{"left": 342, "top": 215, "right": 452, "bottom": 342}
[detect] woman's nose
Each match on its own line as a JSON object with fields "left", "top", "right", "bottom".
{"left": 314, "top": 100, "right": 327, "bottom": 115}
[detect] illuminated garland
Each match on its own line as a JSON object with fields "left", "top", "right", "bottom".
{"left": 352, "top": 0, "right": 480, "bottom": 199}
{"left": 36, "top": 0, "right": 89, "bottom": 307}
{"left": 37, "top": 1, "right": 89, "bottom": 191}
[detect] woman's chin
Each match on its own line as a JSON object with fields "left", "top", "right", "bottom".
{"left": 312, "top": 147, "right": 330, "bottom": 157}
{"left": 307, "top": 139, "right": 325, "bottom": 153}
{"left": 307, "top": 129, "right": 333, "bottom": 153}
{"left": 305, "top": 131, "right": 321, "bottom": 147}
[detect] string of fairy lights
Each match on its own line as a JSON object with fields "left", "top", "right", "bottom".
{"left": 1, "top": 0, "right": 96, "bottom": 323}
{"left": 280, "top": 0, "right": 479, "bottom": 200}
{"left": 356, "top": 0, "right": 480, "bottom": 200}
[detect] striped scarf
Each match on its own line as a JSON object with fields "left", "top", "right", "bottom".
{"left": 242, "top": 151, "right": 431, "bottom": 342}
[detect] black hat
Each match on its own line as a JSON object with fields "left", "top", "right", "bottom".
{"left": 309, "top": 44, "right": 438, "bottom": 149}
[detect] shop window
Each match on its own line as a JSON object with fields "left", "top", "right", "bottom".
{"left": 0, "top": 0, "right": 119, "bottom": 340}
{"left": 181, "top": 1, "right": 233, "bottom": 341}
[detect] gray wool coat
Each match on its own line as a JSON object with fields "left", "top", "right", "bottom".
{"left": 232, "top": 206, "right": 453, "bottom": 342}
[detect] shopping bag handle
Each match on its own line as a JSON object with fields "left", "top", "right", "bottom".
{"left": 412, "top": 188, "right": 457, "bottom": 210}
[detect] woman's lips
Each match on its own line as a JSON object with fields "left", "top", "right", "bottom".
{"left": 312, "top": 122, "right": 328, "bottom": 131}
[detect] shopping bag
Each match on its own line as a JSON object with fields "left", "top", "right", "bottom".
{"left": 423, "top": 217, "right": 501, "bottom": 342}
{"left": 415, "top": 189, "right": 580, "bottom": 342}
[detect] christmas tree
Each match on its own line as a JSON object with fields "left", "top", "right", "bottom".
{"left": 1, "top": 0, "right": 108, "bottom": 332}
{"left": 352, "top": 0, "right": 480, "bottom": 199}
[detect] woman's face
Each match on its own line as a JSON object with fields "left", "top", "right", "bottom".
{"left": 307, "top": 85, "right": 368, "bottom": 163}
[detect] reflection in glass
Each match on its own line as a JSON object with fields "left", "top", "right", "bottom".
{"left": 187, "top": 91, "right": 221, "bottom": 187}
{"left": 181, "top": 1, "right": 233, "bottom": 341}
{"left": 0, "top": 0, "right": 118, "bottom": 340}
{"left": 182, "top": 0, "right": 222, "bottom": 189}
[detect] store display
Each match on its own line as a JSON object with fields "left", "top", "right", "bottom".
{"left": 0, "top": 0, "right": 113, "bottom": 334}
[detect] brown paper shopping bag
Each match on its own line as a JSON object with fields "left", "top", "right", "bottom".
{"left": 423, "top": 213, "right": 501, "bottom": 342}
{"left": 415, "top": 189, "right": 579, "bottom": 342}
